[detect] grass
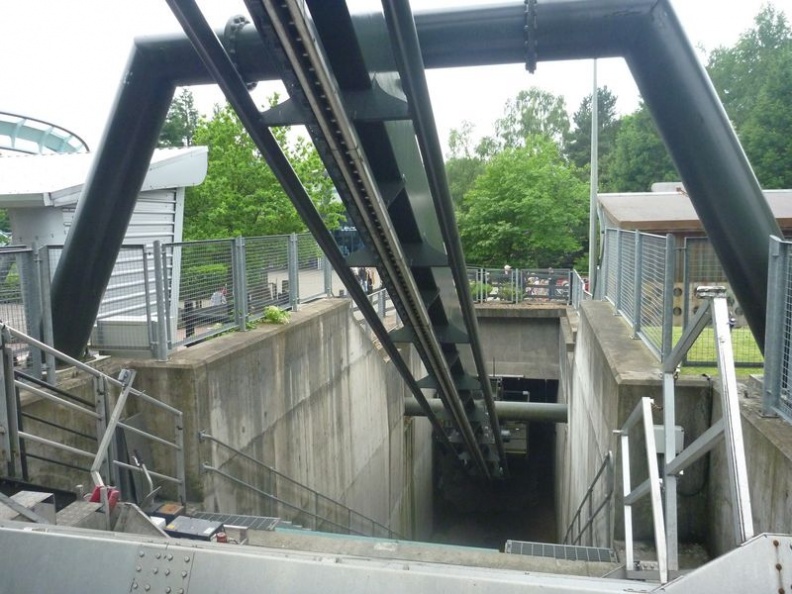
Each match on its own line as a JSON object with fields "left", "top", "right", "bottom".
{"left": 671, "top": 326, "right": 763, "bottom": 377}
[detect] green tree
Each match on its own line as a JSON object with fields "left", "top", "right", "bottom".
{"left": 445, "top": 121, "right": 485, "bottom": 210}
{"left": 184, "top": 102, "right": 342, "bottom": 239}
{"left": 707, "top": 6, "right": 792, "bottom": 187}
{"left": 493, "top": 88, "right": 571, "bottom": 152}
{"left": 159, "top": 88, "right": 200, "bottom": 148}
{"left": 607, "top": 105, "right": 677, "bottom": 191}
{"left": 565, "top": 87, "right": 621, "bottom": 187}
{"left": 457, "top": 136, "right": 588, "bottom": 268}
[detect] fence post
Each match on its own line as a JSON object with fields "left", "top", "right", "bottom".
{"left": 152, "top": 242, "right": 169, "bottom": 361}
{"left": 36, "top": 247, "right": 56, "bottom": 384}
{"left": 233, "top": 237, "right": 248, "bottom": 330}
{"left": 288, "top": 233, "right": 299, "bottom": 311}
{"left": 323, "top": 254, "right": 333, "bottom": 296}
{"left": 0, "top": 328, "right": 17, "bottom": 477}
{"left": 632, "top": 233, "right": 643, "bottom": 338}
{"left": 615, "top": 229, "right": 623, "bottom": 314}
{"left": 681, "top": 238, "right": 691, "bottom": 366}
{"left": 764, "top": 236, "right": 786, "bottom": 417}
{"left": 19, "top": 247, "right": 43, "bottom": 380}
{"left": 662, "top": 234, "right": 677, "bottom": 360}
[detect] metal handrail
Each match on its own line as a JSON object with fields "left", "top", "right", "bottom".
{"left": 1, "top": 322, "right": 187, "bottom": 513}
{"left": 200, "top": 431, "right": 401, "bottom": 539}
{"left": 562, "top": 450, "right": 614, "bottom": 547}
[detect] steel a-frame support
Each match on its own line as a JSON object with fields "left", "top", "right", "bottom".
{"left": 661, "top": 286, "right": 754, "bottom": 571}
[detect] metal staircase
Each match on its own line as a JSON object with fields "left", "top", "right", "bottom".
{"left": 199, "top": 431, "right": 402, "bottom": 539}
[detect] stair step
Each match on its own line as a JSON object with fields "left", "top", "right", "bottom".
{"left": 505, "top": 540, "right": 617, "bottom": 564}
{"left": 0, "top": 490, "right": 55, "bottom": 524}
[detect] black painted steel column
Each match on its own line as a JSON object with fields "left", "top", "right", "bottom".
{"left": 50, "top": 46, "right": 174, "bottom": 357}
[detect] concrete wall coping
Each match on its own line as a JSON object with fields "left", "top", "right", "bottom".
{"left": 474, "top": 304, "right": 567, "bottom": 319}
{"left": 130, "top": 299, "right": 351, "bottom": 370}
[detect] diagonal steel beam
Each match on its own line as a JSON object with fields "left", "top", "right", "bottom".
{"left": 163, "top": 0, "right": 459, "bottom": 461}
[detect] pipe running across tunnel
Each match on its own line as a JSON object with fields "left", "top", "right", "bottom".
{"left": 404, "top": 397, "right": 569, "bottom": 424}
{"left": 51, "top": 0, "right": 778, "bottom": 360}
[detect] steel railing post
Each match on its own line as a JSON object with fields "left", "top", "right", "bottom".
{"left": 288, "top": 233, "right": 299, "bottom": 311}
{"left": 615, "top": 229, "right": 623, "bottom": 313}
{"left": 152, "top": 241, "right": 169, "bottom": 360}
{"left": 37, "top": 247, "right": 56, "bottom": 384}
{"left": 175, "top": 412, "right": 186, "bottom": 504}
{"left": 764, "top": 236, "right": 786, "bottom": 417}
{"left": 323, "top": 254, "right": 333, "bottom": 296}
{"left": 0, "top": 328, "right": 16, "bottom": 477}
{"left": 233, "top": 236, "right": 248, "bottom": 329}
{"left": 19, "top": 247, "right": 43, "bottom": 380}
{"left": 632, "top": 232, "right": 643, "bottom": 338}
{"left": 662, "top": 234, "right": 677, "bottom": 360}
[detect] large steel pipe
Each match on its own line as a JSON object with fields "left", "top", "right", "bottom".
{"left": 405, "top": 397, "right": 568, "bottom": 424}
{"left": 55, "top": 0, "right": 776, "bottom": 356}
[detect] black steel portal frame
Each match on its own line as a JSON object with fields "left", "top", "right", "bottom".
{"left": 50, "top": 1, "right": 779, "bottom": 475}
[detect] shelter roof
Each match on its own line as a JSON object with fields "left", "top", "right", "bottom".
{"left": 0, "top": 146, "right": 208, "bottom": 208}
{"left": 599, "top": 188, "right": 792, "bottom": 233}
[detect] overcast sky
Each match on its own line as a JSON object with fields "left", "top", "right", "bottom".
{"left": 0, "top": 0, "right": 788, "bottom": 156}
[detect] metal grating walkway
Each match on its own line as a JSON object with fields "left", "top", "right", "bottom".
{"left": 191, "top": 512, "right": 281, "bottom": 532}
{"left": 505, "top": 540, "right": 617, "bottom": 564}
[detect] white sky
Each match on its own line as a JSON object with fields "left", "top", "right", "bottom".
{"left": 0, "top": 0, "right": 788, "bottom": 156}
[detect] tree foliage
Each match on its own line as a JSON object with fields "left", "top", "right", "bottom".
{"left": 707, "top": 6, "right": 792, "bottom": 188}
{"left": 607, "top": 105, "right": 677, "bottom": 192}
{"left": 159, "top": 88, "right": 200, "bottom": 148}
{"left": 565, "top": 87, "right": 621, "bottom": 187}
{"left": 457, "top": 136, "right": 588, "bottom": 268}
{"left": 184, "top": 102, "right": 342, "bottom": 240}
{"left": 445, "top": 121, "right": 486, "bottom": 210}
{"left": 480, "top": 88, "right": 570, "bottom": 155}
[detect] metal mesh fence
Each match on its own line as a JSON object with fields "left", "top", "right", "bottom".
{"left": 465, "top": 267, "right": 570, "bottom": 303}
{"left": 764, "top": 237, "right": 792, "bottom": 421}
{"left": 638, "top": 234, "right": 668, "bottom": 356}
{"left": 604, "top": 229, "right": 619, "bottom": 303}
{"left": 166, "top": 239, "right": 236, "bottom": 348}
{"left": 296, "top": 234, "right": 327, "bottom": 304}
{"left": 0, "top": 247, "right": 41, "bottom": 369}
{"left": 245, "top": 236, "right": 290, "bottom": 318}
{"left": 617, "top": 231, "right": 637, "bottom": 321}
{"left": 682, "top": 237, "right": 762, "bottom": 368}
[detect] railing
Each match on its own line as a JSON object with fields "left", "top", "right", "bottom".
{"left": 466, "top": 266, "right": 571, "bottom": 304}
{"left": 617, "top": 397, "right": 668, "bottom": 583}
{"left": 0, "top": 323, "right": 186, "bottom": 523}
{"left": 766, "top": 235, "right": 792, "bottom": 421}
{"left": 569, "top": 269, "right": 592, "bottom": 310}
{"left": 562, "top": 451, "right": 613, "bottom": 548}
{"left": 199, "top": 432, "right": 401, "bottom": 539}
{"left": 601, "top": 229, "right": 675, "bottom": 360}
{"left": 618, "top": 287, "right": 754, "bottom": 582}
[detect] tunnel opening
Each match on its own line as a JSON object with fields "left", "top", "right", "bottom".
{"left": 431, "top": 378, "right": 559, "bottom": 550}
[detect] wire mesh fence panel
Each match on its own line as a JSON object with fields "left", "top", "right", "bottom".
{"left": 637, "top": 233, "right": 668, "bottom": 356}
{"left": 522, "top": 269, "right": 571, "bottom": 302}
{"left": 617, "top": 231, "right": 637, "bottom": 323}
{"left": 87, "top": 246, "right": 156, "bottom": 356}
{"left": 166, "top": 239, "right": 237, "bottom": 348}
{"left": 297, "top": 233, "right": 327, "bottom": 304}
{"left": 766, "top": 238, "right": 792, "bottom": 421}
{"left": 682, "top": 237, "right": 763, "bottom": 368}
{"left": 245, "top": 235, "right": 290, "bottom": 320}
{"left": 604, "top": 229, "right": 619, "bottom": 305}
{"left": 0, "top": 248, "right": 40, "bottom": 368}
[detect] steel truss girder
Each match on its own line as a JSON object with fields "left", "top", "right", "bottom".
{"left": 163, "top": 0, "right": 459, "bottom": 461}
{"left": 241, "top": 0, "right": 500, "bottom": 477}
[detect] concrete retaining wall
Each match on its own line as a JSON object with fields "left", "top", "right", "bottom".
{"left": 559, "top": 301, "right": 711, "bottom": 546}
{"left": 707, "top": 379, "right": 792, "bottom": 557}
{"left": 128, "top": 299, "right": 432, "bottom": 540}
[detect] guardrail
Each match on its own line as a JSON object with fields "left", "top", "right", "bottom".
{"left": 199, "top": 432, "right": 400, "bottom": 539}
{"left": 562, "top": 450, "right": 613, "bottom": 548}
{"left": 0, "top": 323, "right": 186, "bottom": 525}
{"left": 466, "top": 267, "right": 571, "bottom": 304}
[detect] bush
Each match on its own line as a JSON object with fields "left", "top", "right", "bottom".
{"left": 263, "top": 306, "right": 290, "bottom": 324}
{"left": 183, "top": 264, "right": 229, "bottom": 298}
{"left": 469, "top": 281, "right": 492, "bottom": 301}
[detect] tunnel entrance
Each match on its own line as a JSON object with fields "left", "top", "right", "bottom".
{"left": 431, "top": 378, "right": 559, "bottom": 550}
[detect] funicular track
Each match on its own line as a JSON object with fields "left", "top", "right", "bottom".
{"left": 166, "top": 0, "right": 505, "bottom": 478}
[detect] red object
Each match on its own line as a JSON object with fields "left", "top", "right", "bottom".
{"left": 215, "top": 532, "right": 228, "bottom": 543}
{"left": 87, "top": 485, "right": 120, "bottom": 512}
